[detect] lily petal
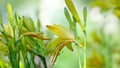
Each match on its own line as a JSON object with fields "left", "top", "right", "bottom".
{"left": 46, "top": 24, "right": 73, "bottom": 40}
{"left": 51, "top": 40, "right": 74, "bottom": 65}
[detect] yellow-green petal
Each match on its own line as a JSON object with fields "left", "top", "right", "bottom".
{"left": 51, "top": 40, "right": 74, "bottom": 65}
{"left": 46, "top": 38, "right": 63, "bottom": 55}
{"left": 46, "top": 24, "right": 73, "bottom": 40}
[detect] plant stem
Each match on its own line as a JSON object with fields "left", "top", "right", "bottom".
{"left": 72, "top": 17, "right": 82, "bottom": 68}
{"left": 83, "top": 32, "right": 86, "bottom": 68}
{"left": 78, "top": 47, "right": 82, "bottom": 68}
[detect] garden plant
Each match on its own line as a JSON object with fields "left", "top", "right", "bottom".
{"left": 0, "top": 0, "right": 120, "bottom": 68}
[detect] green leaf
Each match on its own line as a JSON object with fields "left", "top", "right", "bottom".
{"left": 21, "top": 36, "right": 27, "bottom": 59}
{"left": 37, "top": 19, "right": 41, "bottom": 32}
{"left": 22, "top": 16, "right": 29, "bottom": 31}
{"left": 0, "top": 14, "right": 2, "bottom": 25}
{"left": 29, "top": 18, "right": 36, "bottom": 32}
{"left": 23, "top": 17, "right": 36, "bottom": 32}
{"left": 83, "top": 7, "right": 87, "bottom": 26}
{"left": 15, "top": 12, "right": 20, "bottom": 25}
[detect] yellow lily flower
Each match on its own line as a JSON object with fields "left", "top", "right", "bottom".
{"left": 46, "top": 24, "right": 74, "bottom": 64}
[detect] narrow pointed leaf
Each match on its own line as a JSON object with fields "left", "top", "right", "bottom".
{"left": 0, "top": 14, "right": 2, "bottom": 25}
{"left": 23, "top": 17, "right": 35, "bottom": 32}
{"left": 37, "top": 19, "right": 41, "bottom": 32}
{"left": 29, "top": 18, "right": 36, "bottom": 32}
{"left": 23, "top": 16, "right": 30, "bottom": 31}
{"left": 15, "top": 12, "right": 21, "bottom": 26}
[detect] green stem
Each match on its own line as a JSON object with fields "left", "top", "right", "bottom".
{"left": 73, "top": 19, "right": 82, "bottom": 68}
{"left": 78, "top": 47, "right": 82, "bottom": 68}
{"left": 83, "top": 32, "right": 86, "bottom": 68}
{"left": 18, "top": 44, "right": 20, "bottom": 68}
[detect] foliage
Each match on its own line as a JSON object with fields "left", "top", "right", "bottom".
{"left": 0, "top": 4, "right": 49, "bottom": 68}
